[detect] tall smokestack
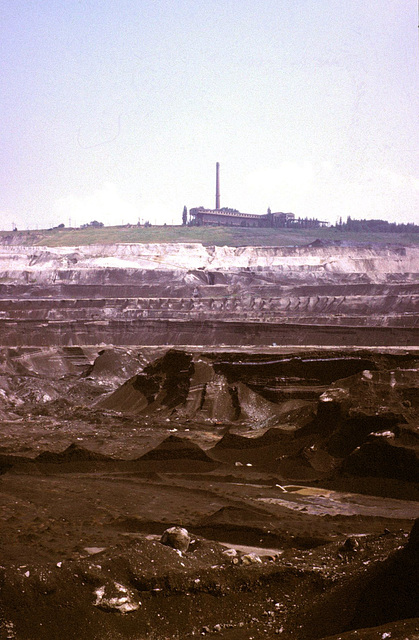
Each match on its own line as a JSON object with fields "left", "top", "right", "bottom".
{"left": 215, "top": 162, "right": 220, "bottom": 210}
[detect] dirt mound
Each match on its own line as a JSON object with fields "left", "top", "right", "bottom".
{"left": 235, "top": 381, "right": 284, "bottom": 424}
{"left": 258, "top": 426, "right": 298, "bottom": 443}
{"left": 292, "top": 526, "right": 419, "bottom": 640}
{"left": 200, "top": 505, "right": 274, "bottom": 527}
{"left": 317, "top": 369, "right": 419, "bottom": 427}
{"left": 82, "top": 348, "right": 142, "bottom": 385}
{"left": 344, "top": 528, "right": 419, "bottom": 633}
{"left": 210, "top": 427, "right": 305, "bottom": 470}
{"left": 98, "top": 349, "right": 195, "bottom": 415}
{"left": 35, "top": 443, "right": 114, "bottom": 463}
{"left": 199, "top": 506, "right": 274, "bottom": 528}
{"left": 193, "top": 505, "right": 286, "bottom": 548}
{"left": 98, "top": 374, "right": 150, "bottom": 412}
{"left": 278, "top": 367, "right": 419, "bottom": 485}
{"left": 99, "top": 349, "right": 295, "bottom": 425}
{"left": 138, "top": 434, "right": 212, "bottom": 462}
{"left": 0, "top": 444, "right": 130, "bottom": 476}
{"left": 136, "top": 434, "right": 219, "bottom": 472}
{"left": 212, "top": 432, "right": 268, "bottom": 451}
{"left": 0, "top": 453, "right": 34, "bottom": 474}
{"left": 277, "top": 447, "right": 339, "bottom": 481}
{"left": 211, "top": 427, "right": 296, "bottom": 454}
{"left": 342, "top": 436, "right": 419, "bottom": 482}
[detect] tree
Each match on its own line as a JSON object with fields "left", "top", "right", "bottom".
{"left": 182, "top": 206, "right": 188, "bottom": 226}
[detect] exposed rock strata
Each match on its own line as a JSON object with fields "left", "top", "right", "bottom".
{"left": 0, "top": 243, "right": 418, "bottom": 346}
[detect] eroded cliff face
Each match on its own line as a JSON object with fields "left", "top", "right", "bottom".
{"left": 1, "top": 344, "right": 418, "bottom": 491}
{"left": 0, "top": 242, "right": 418, "bottom": 347}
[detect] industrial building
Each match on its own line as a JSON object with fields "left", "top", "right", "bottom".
{"left": 189, "top": 207, "right": 295, "bottom": 227}
{"left": 189, "top": 163, "right": 296, "bottom": 228}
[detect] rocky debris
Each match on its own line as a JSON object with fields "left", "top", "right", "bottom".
{"left": 337, "top": 537, "right": 361, "bottom": 558}
{"left": 0, "top": 376, "right": 61, "bottom": 408}
{"left": 0, "top": 527, "right": 417, "bottom": 640}
{"left": 160, "top": 526, "right": 191, "bottom": 552}
{"left": 222, "top": 547, "right": 238, "bottom": 558}
{"left": 93, "top": 581, "right": 140, "bottom": 613}
{"left": 241, "top": 552, "right": 262, "bottom": 565}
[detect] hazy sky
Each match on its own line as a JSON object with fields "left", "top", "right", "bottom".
{"left": 1, "top": 0, "right": 418, "bottom": 230}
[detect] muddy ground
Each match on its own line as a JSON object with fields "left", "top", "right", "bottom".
{"left": 0, "top": 345, "right": 418, "bottom": 640}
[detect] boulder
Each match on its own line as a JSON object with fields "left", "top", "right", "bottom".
{"left": 160, "top": 526, "right": 190, "bottom": 552}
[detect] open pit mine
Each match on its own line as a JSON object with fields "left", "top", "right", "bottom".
{"left": 0, "top": 241, "right": 418, "bottom": 640}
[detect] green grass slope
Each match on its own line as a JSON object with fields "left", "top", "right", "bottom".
{"left": 1, "top": 225, "right": 419, "bottom": 247}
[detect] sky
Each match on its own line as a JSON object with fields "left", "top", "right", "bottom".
{"left": 1, "top": 0, "right": 418, "bottom": 230}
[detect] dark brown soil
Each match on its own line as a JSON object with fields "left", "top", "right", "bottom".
{"left": 0, "top": 346, "right": 418, "bottom": 639}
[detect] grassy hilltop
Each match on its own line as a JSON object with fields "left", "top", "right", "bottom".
{"left": 1, "top": 224, "right": 419, "bottom": 247}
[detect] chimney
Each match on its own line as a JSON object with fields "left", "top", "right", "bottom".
{"left": 215, "top": 162, "right": 220, "bottom": 210}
